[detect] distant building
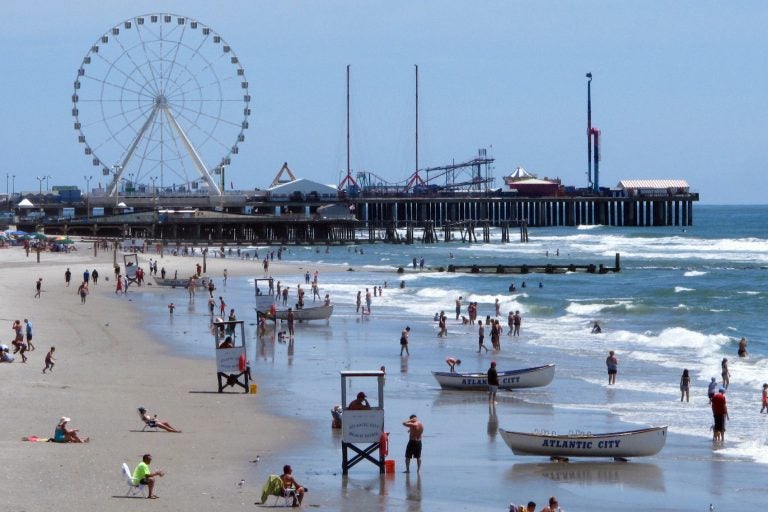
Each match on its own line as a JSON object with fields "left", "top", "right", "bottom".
{"left": 267, "top": 178, "right": 339, "bottom": 202}
{"left": 615, "top": 179, "right": 690, "bottom": 197}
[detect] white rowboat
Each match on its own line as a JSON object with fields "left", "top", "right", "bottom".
{"left": 257, "top": 304, "right": 334, "bottom": 322}
{"left": 499, "top": 426, "right": 668, "bottom": 459}
{"left": 153, "top": 276, "right": 210, "bottom": 288}
{"left": 432, "top": 364, "right": 555, "bottom": 390}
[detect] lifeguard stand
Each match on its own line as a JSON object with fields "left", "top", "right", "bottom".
{"left": 123, "top": 253, "right": 139, "bottom": 290}
{"left": 340, "top": 370, "right": 385, "bottom": 474}
{"left": 213, "top": 319, "right": 249, "bottom": 393}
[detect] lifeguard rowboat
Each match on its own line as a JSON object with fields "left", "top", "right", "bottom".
{"left": 256, "top": 304, "right": 334, "bottom": 322}
{"left": 153, "top": 276, "right": 210, "bottom": 288}
{"left": 274, "top": 304, "right": 333, "bottom": 321}
{"left": 499, "top": 426, "right": 668, "bottom": 459}
{"left": 432, "top": 364, "right": 555, "bottom": 390}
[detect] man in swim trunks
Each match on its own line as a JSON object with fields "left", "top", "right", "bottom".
{"left": 711, "top": 388, "right": 729, "bottom": 442}
{"left": 403, "top": 414, "right": 424, "bottom": 473}
{"left": 488, "top": 361, "right": 499, "bottom": 403}
{"left": 606, "top": 350, "right": 618, "bottom": 385}
{"left": 446, "top": 357, "right": 461, "bottom": 372}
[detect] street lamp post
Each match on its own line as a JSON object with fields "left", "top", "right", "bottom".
{"left": 150, "top": 176, "right": 158, "bottom": 196}
{"left": 45, "top": 175, "right": 52, "bottom": 192}
{"left": 84, "top": 175, "right": 93, "bottom": 219}
{"left": 5, "top": 173, "right": 8, "bottom": 209}
{"left": 36, "top": 176, "right": 45, "bottom": 196}
{"left": 12, "top": 175, "right": 15, "bottom": 196}
{"left": 112, "top": 164, "right": 121, "bottom": 207}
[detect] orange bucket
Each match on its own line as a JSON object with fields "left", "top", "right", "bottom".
{"left": 384, "top": 459, "right": 395, "bottom": 473}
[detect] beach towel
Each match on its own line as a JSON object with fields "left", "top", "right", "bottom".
{"left": 22, "top": 436, "right": 50, "bottom": 442}
{"left": 259, "top": 474, "right": 284, "bottom": 504}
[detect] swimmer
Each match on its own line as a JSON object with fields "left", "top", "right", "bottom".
{"left": 738, "top": 337, "right": 748, "bottom": 358}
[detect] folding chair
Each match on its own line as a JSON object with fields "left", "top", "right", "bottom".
{"left": 122, "top": 462, "right": 146, "bottom": 497}
{"left": 138, "top": 408, "right": 158, "bottom": 432}
{"left": 259, "top": 474, "right": 297, "bottom": 507}
{"left": 272, "top": 488, "right": 297, "bottom": 507}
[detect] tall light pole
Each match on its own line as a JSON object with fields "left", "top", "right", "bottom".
{"left": 150, "top": 176, "right": 158, "bottom": 196}
{"left": 36, "top": 176, "right": 45, "bottom": 196}
{"left": 112, "top": 164, "right": 121, "bottom": 207}
{"left": 12, "top": 175, "right": 15, "bottom": 196}
{"left": 45, "top": 175, "right": 52, "bottom": 191}
{"left": 5, "top": 173, "right": 8, "bottom": 208}
{"left": 84, "top": 175, "right": 92, "bottom": 219}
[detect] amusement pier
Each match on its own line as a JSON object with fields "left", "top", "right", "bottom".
{"left": 0, "top": 18, "right": 697, "bottom": 246}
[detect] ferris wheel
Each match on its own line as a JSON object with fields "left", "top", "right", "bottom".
{"left": 71, "top": 13, "right": 250, "bottom": 197}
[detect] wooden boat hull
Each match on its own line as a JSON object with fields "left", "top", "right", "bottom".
{"left": 153, "top": 276, "right": 209, "bottom": 287}
{"left": 432, "top": 364, "right": 555, "bottom": 390}
{"left": 499, "top": 426, "right": 668, "bottom": 458}
{"left": 259, "top": 304, "right": 334, "bottom": 321}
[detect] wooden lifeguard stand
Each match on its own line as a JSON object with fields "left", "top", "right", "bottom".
{"left": 340, "top": 370, "right": 385, "bottom": 475}
{"left": 212, "top": 318, "right": 249, "bottom": 393}
{"left": 123, "top": 253, "right": 139, "bottom": 290}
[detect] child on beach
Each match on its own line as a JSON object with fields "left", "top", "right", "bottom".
{"left": 168, "top": 303, "right": 175, "bottom": 315}
{"left": 43, "top": 347, "right": 55, "bottom": 373}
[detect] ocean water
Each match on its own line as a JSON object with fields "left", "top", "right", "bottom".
{"left": 133, "top": 204, "right": 768, "bottom": 510}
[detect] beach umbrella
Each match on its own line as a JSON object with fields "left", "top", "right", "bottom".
{"left": 18, "top": 234, "right": 32, "bottom": 240}
{"left": 9, "top": 230, "right": 27, "bottom": 236}
{"left": 59, "top": 238, "right": 75, "bottom": 244}
{"left": 31, "top": 233, "right": 47, "bottom": 240}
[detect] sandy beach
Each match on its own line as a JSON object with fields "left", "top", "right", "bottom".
{"left": 0, "top": 243, "right": 310, "bottom": 512}
{"left": 4, "top": 234, "right": 768, "bottom": 512}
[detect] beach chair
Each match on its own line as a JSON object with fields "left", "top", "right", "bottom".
{"left": 121, "top": 462, "right": 146, "bottom": 497}
{"left": 259, "top": 474, "right": 296, "bottom": 507}
{"left": 138, "top": 408, "right": 158, "bottom": 432}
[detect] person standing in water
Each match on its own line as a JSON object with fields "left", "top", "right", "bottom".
{"left": 721, "top": 358, "right": 730, "bottom": 389}
{"left": 606, "top": 350, "right": 618, "bottom": 385}
{"left": 738, "top": 337, "right": 748, "bottom": 358}
{"left": 680, "top": 369, "right": 691, "bottom": 402}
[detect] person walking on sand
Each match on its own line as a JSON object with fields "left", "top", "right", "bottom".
{"left": 488, "top": 361, "right": 499, "bottom": 403}
{"left": 132, "top": 453, "right": 164, "bottom": 499}
{"left": 77, "top": 281, "right": 88, "bottom": 304}
{"left": 400, "top": 326, "right": 410, "bottom": 356}
{"left": 23, "top": 319, "right": 35, "bottom": 352}
{"left": 403, "top": 414, "right": 424, "bottom": 473}
{"left": 711, "top": 388, "right": 729, "bottom": 443}
{"left": 91, "top": 269, "right": 99, "bottom": 285}
{"left": 42, "top": 347, "right": 55, "bottom": 373}
{"left": 64, "top": 268, "right": 71, "bottom": 287}
{"left": 477, "top": 320, "right": 488, "bottom": 353}
{"left": 680, "top": 369, "right": 691, "bottom": 402}
{"left": 721, "top": 358, "right": 730, "bottom": 389}
{"left": 34, "top": 277, "right": 42, "bottom": 298}
{"left": 606, "top": 350, "right": 618, "bottom": 385}
{"left": 115, "top": 274, "right": 123, "bottom": 294}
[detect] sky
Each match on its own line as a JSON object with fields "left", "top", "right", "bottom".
{"left": 1, "top": 1, "right": 766, "bottom": 204}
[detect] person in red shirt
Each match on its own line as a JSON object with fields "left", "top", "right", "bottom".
{"left": 711, "top": 388, "right": 729, "bottom": 442}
